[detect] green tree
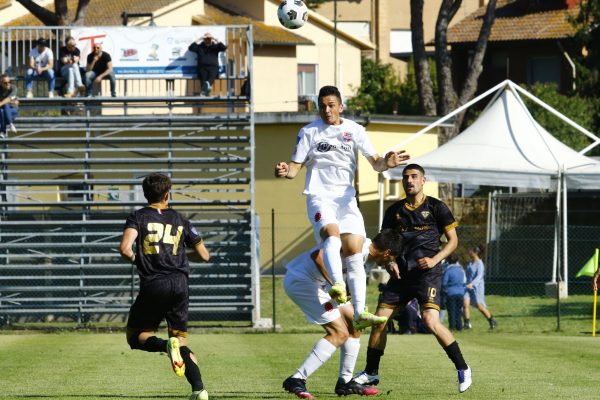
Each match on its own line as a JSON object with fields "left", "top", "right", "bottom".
{"left": 16, "top": 0, "right": 91, "bottom": 26}
{"left": 347, "top": 58, "right": 430, "bottom": 115}
{"left": 525, "top": 83, "right": 596, "bottom": 153}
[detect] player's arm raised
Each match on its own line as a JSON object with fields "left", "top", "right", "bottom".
{"left": 119, "top": 227, "right": 138, "bottom": 263}
{"left": 367, "top": 150, "right": 410, "bottom": 173}
{"left": 274, "top": 161, "right": 303, "bottom": 179}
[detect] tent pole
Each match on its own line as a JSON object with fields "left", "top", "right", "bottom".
{"left": 552, "top": 172, "right": 561, "bottom": 283}
{"left": 389, "top": 80, "right": 512, "bottom": 152}
{"left": 562, "top": 167, "right": 569, "bottom": 296}
{"left": 378, "top": 174, "right": 384, "bottom": 229}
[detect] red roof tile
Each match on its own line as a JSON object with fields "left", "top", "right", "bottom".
{"left": 447, "top": 0, "right": 578, "bottom": 44}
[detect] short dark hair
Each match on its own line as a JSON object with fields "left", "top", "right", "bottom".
{"left": 65, "top": 36, "right": 75, "bottom": 45}
{"left": 446, "top": 253, "right": 459, "bottom": 264}
{"left": 402, "top": 163, "right": 425, "bottom": 175}
{"left": 37, "top": 38, "right": 48, "bottom": 47}
{"left": 318, "top": 85, "right": 342, "bottom": 104}
{"left": 142, "top": 173, "right": 172, "bottom": 203}
{"left": 471, "top": 244, "right": 485, "bottom": 257}
{"left": 372, "top": 228, "right": 404, "bottom": 257}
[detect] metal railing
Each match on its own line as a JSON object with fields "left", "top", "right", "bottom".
{"left": 0, "top": 25, "right": 258, "bottom": 326}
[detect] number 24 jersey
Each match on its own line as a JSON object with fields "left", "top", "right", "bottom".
{"left": 124, "top": 207, "right": 203, "bottom": 282}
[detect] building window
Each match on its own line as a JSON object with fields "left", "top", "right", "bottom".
{"left": 386, "top": 180, "right": 402, "bottom": 200}
{"left": 298, "top": 64, "right": 318, "bottom": 96}
{"left": 527, "top": 56, "right": 560, "bottom": 86}
{"left": 389, "top": 30, "right": 412, "bottom": 56}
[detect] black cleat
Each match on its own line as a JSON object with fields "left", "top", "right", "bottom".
{"left": 283, "top": 376, "right": 315, "bottom": 399}
{"left": 489, "top": 318, "right": 497, "bottom": 330}
{"left": 334, "top": 378, "right": 380, "bottom": 396}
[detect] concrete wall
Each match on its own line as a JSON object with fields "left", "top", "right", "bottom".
{"left": 254, "top": 45, "right": 298, "bottom": 112}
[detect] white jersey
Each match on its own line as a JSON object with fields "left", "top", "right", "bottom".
{"left": 286, "top": 239, "right": 374, "bottom": 283}
{"left": 29, "top": 47, "right": 54, "bottom": 68}
{"left": 291, "top": 118, "right": 377, "bottom": 198}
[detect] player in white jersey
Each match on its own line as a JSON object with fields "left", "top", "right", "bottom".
{"left": 282, "top": 229, "right": 404, "bottom": 399}
{"left": 275, "top": 85, "right": 409, "bottom": 330}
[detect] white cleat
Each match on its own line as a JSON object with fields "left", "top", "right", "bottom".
{"left": 458, "top": 366, "right": 472, "bottom": 393}
{"left": 353, "top": 370, "right": 380, "bottom": 386}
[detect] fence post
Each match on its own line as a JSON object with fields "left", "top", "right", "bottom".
{"left": 272, "top": 208, "right": 276, "bottom": 332}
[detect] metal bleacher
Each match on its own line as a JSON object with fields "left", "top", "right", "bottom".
{"left": 0, "top": 26, "right": 259, "bottom": 326}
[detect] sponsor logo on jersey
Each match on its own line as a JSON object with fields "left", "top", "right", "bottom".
{"left": 341, "top": 132, "right": 353, "bottom": 142}
{"left": 421, "top": 211, "right": 431, "bottom": 219}
{"left": 324, "top": 301, "right": 334, "bottom": 312}
{"left": 315, "top": 141, "right": 351, "bottom": 153}
{"left": 314, "top": 212, "right": 321, "bottom": 222}
{"left": 191, "top": 227, "right": 199, "bottom": 236}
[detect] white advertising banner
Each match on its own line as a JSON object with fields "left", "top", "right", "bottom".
{"left": 70, "top": 26, "right": 227, "bottom": 78}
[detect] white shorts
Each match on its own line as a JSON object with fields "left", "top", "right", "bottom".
{"left": 283, "top": 272, "right": 341, "bottom": 325}
{"left": 306, "top": 195, "right": 366, "bottom": 242}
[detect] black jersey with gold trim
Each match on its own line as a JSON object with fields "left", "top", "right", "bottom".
{"left": 124, "top": 207, "right": 203, "bottom": 282}
{"left": 382, "top": 195, "right": 457, "bottom": 271}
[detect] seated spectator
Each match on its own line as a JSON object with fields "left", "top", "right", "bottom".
{"left": 188, "top": 32, "right": 227, "bottom": 96}
{"left": 0, "top": 74, "right": 19, "bottom": 134}
{"left": 442, "top": 253, "right": 466, "bottom": 331}
{"left": 59, "top": 36, "right": 85, "bottom": 97}
{"left": 85, "top": 43, "right": 116, "bottom": 97}
{"left": 25, "top": 38, "right": 55, "bottom": 98}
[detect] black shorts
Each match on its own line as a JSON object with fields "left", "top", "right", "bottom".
{"left": 379, "top": 265, "right": 443, "bottom": 311}
{"left": 127, "top": 272, "right": 189, "bottom": 333}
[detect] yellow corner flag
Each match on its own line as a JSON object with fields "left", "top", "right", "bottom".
{"left": 576, "top": 250, "right": 599, "bottom": 278}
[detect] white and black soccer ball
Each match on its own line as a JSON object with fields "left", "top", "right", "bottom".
{"left": 278, "top": 0, "right": 309, "bottom": 30}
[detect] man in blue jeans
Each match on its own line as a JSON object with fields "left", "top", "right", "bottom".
{"left": 442, "top": 253, "right": 466, "bottom": 331}
{"left": 25, "top": 38, "right": 55, "bottom": 98}
{"left": 85, "top": 43, "right": 116, "bottom": 97}
{"left": 0, "top": 74, "right": 18, "bottom": 134}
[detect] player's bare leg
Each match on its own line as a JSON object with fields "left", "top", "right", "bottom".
{"left": 354, "top": 306, "right": 396, "bottom": 386}
{"left": 283, "top": 316, "right": 348, "bottom": 399}
{"left": 463, "top": 298, "right": 472, "bottom": 329}
{"left": 422, "top": 309, "right": 471, "bottom": 393}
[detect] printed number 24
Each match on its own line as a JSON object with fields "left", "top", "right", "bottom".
{"left": 143, "top": 223, "right": 183, "bottom": 255}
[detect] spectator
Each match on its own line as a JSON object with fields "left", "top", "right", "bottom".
{"left": 25, "top": 38, "right": 55, "bottom": 98}
{"left": 59, "top": 36, "right": 85, "bottom": 97}
{"left": 0, "top": 74, "right": 19, "bottom": 135}
{"left": 463, "top": 245, "right": 497, "bottom": 330}
{"left": 188, "top": 32, "right": 227, "bottom": 96}
{"left": 442, "top": 253, "right": 466, "bottom": 331}
{"left": 85, "top": 43, "right": 116, "bottom": 97}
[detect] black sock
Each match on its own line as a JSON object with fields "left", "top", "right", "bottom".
{"left": 141, "top": 336, "right": 168, "bottom": 353}
{"left": 444, "top": 341, "right": 468, "bottom": 370}
{"left": 181, "top": 346, "right": 204, "bottom": 392}
{"left": 365, "top": 347, "right": 384, "bottom": 375}
{"left": 488, "top": 316, "right": 495, "bottom": 322}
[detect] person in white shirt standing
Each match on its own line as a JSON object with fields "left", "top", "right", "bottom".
{"left": 274, "top": 85, "right": 409, "bottom": 330}
{"left": 25, "top": 38, "right": 55, "bottom": 98}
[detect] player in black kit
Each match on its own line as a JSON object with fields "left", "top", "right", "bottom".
{"left": 119, "top": 173, "right": 210, "bottom": 400}
{"left": 354, "top": 164, "right": 472, "bottom": 393}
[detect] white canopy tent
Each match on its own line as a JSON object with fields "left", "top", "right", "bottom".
{"left": 380, "top": 80, "right": 600, "bottom": 295}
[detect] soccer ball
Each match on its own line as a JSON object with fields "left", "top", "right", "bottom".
{"left": 278, "top": 0, "right": 309, "bottom": 30}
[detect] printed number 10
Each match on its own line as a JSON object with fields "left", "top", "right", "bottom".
{"left": 143, "top": 223, "right": 184, "bottom": 255}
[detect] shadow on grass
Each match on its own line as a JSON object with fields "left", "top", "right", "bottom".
{"left": 529, "top": 301, "right": 592, "bottom": 317}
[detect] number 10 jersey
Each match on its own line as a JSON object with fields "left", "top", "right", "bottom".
{"left": 124, "top": 207, "right": 203, "bottom": 283}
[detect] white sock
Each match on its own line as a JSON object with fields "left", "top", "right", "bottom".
{"left": 339, "top": 337, "right": 360, "bottom": 383}
{"left": 345, "top": 253, "right": 366, "bottom": 316}
{"left": 292, "top": 338, "right": 337, "bottom": 380}
{"left": 323, "top": 236, "right": 344, "bottom": 284}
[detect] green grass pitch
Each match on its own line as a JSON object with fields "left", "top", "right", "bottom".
{"left": 2, "top": 278, "right": 600, "bottom": 399}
